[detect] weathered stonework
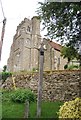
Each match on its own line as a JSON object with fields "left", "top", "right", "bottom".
{"left": 2, "top": 70, "right": 81, "bottom": 101}
{"left": 7, "top": 16, "right": 67, "bottom": 72}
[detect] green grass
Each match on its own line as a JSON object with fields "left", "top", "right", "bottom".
{"left": 3, "top": 102, "right": 25, "bottom": 118}
{"left": 2, "top": 90, "right": 63, "bottom": 118}
{"left": 29, "top": 101, "right": 63, "bottom": 118}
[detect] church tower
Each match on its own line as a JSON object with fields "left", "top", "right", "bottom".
{"left": 7, "top": 16, "right": 41, "bottom": 72}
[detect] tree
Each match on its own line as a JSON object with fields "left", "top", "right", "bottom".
{"left": 37, "top": 2, "right": 81, "bottom": 67}
{"left": 3, "top": 65, "right": 7, "bottom": 72}
{"left": 61, "top": 46, "right": 77, "bottom": 63}
{"left": 37, "top": 2, "right": 80, "bottom": 42}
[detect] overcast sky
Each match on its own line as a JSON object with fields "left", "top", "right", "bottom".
{"left": 0, "top": 0, "right": 44, "bottom": 69}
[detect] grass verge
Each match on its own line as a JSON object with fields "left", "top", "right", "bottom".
{"left": 2, "top": 90, "right": 63, "bottom": 118}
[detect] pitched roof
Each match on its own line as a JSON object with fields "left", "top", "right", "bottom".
{"left": 48, "top": 40, "right": 62, "bottom": 51}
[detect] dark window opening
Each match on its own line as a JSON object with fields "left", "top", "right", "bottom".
{"left": 27, "top": 26, "right": 30, "bottom": 32}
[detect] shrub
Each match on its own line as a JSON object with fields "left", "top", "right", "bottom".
{"left": 58, "top": 98, "right": 81, "bottom": 119}
{"left": 64, "top": 64, "right": 68, "bottom": 69}
{"left": 68, "top": 65, "right": 79, "bottom": 70}
{"left": 0, "top": 72, "right": 12, "bottom": 83}
{"left": 10, "top": 88, "right": 36, "bottom": 103}
{"left": 32, "top": 68, "right": 38, "bottom": 72}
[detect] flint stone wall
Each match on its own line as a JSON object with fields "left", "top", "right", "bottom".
{"left": 2, "top": 70, "right": 81, "bottom": 101}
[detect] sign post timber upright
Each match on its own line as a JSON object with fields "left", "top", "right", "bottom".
{"left": 37, "top": 41, "right": 44, "bottom": 117}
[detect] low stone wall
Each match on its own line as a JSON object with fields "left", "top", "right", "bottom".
{"left": 2, "top": 70, "right": 81, "bottom": 101}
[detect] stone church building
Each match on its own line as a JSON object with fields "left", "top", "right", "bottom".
{"left": 7, "top": 16, "right": 67, "bottom": 72}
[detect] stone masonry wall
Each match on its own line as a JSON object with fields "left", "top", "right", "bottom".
{"left": 2, "top": 70, "right": 81, "bottom": 101}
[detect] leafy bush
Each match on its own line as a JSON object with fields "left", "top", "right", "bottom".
{"left": 2, "top": 65, "right": 7, "bottom": 72}
{"left": 68, "top": 65, "right": 79, "bottom": 70}
{"left": 32, "top": 68, "right": 38, "bottom": 72}
{"left": 64, "top": 64, "right": 79, "bottom": 70}
{"left": 0, "top": 72, "right": 12, "bottom": 83}
{"left": 10, "top": 88, "right": 36, "bottom": 103}
{"left": 64, "top": 64, "right": 68, "bottom": 69}
{"left": 58, "top": 98, "right": 81, "bottom": 119}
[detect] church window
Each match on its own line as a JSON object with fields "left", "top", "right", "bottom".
{"left": 54, "top": 56, "right": 57, "bottom": 63}
{"left": 58, "top": 57, "right": 60, "bottom": 65}
{"left": 27, "top": 26, "right": 30, "bottom": 32}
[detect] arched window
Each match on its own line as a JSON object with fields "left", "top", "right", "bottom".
{"left": 58, "top": 57, "right": 60, "bottom": 65}
{"left": 27, "top": 26, "right": 30, "bottom": 32}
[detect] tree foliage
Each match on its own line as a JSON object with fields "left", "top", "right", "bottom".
{"left": 61, "top": 46, "right": 78, "bottom": 63}
{"left": 3, "top": 65, "right": 7, "bottom": 72}
{"left": 37, "top": 2, "right": 81, "bottom": 66}
{"left": 37, "top": 2, "right": 81, "bottom": 49}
